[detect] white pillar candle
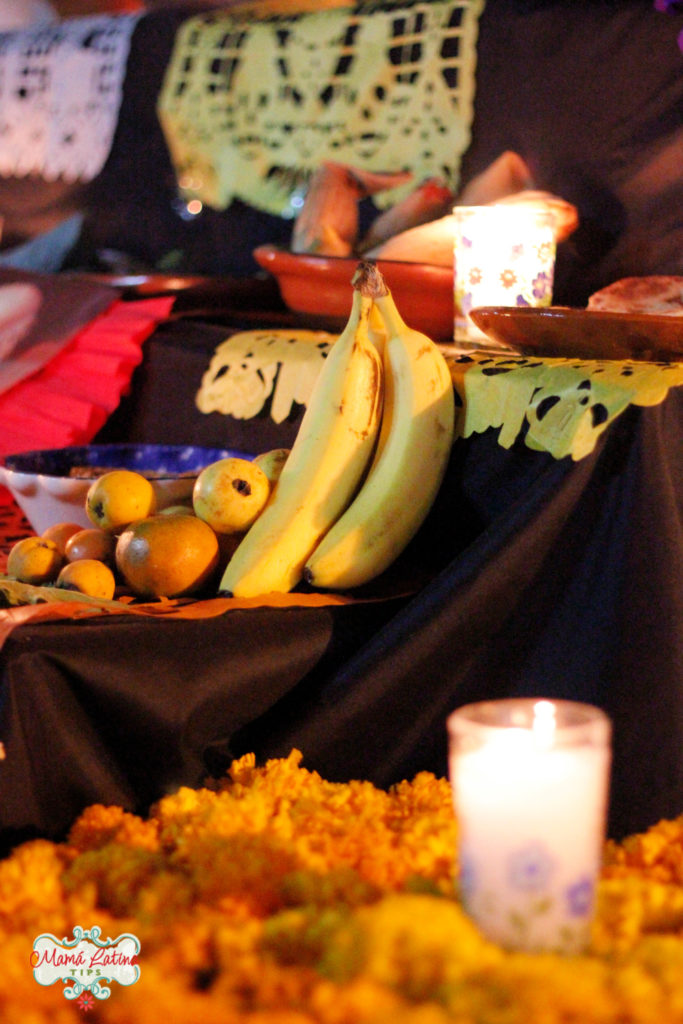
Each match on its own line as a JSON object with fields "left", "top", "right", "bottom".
{"left": 448, "top": 699, "right": 611, "bottom": 954}
{"left": 452, "top": 204, "right": 556, "bottom": 352}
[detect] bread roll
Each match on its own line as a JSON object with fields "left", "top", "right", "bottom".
{"left": 587, "top": 276, "right": 683, "bottom": 315}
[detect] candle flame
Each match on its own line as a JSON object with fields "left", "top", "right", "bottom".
{"left": 532, "top": 700, "right": 556, "bottom": 748}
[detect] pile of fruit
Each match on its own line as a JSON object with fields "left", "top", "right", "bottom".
{"left": 3, "top": 449, "right": 289, "bottom": 602}
{"left": 3, "top": 262, "right": 456, "bottom": 603}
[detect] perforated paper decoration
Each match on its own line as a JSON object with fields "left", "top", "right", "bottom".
{"left": 196, "top": 329, "right": 336, "bottom": 423}
{"left": 451, "top": 355, "right": 683, "bottom": 461}
{"left": 158, "top": 0, "right": 484, "bottom": 217}
{"left": 0, "top": 14, "right": 139, "bottom": 182}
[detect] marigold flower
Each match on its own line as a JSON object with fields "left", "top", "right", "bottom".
{"left": 0, "top": 753, "right": 681, "bottom": 1023}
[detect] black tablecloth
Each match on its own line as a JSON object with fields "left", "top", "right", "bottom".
{"left": 96, "top": 318, "right": 308, "bottom": 455}
{"left": 1, "top": 383, "right": 682, "bottom": 852}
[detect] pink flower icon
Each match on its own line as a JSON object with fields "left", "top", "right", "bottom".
{"left": 77, "top": 991, "right": 95, "bottom": 1012}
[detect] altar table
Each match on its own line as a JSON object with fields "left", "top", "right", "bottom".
{"left": 0, "top": 336, "right": 682, "bottom": 853}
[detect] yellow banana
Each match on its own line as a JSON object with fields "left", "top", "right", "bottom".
{"left": 219, "top": 287, "right": 383, "bottom": 597}
{"left": 304, "top": 262, "right": 455, "bottom": 590}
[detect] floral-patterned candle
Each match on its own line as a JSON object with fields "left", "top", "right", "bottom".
{"left": 452, "top": 204, "right": 556, "bottom": 351}
{"left": 448, "top": 699, "right": 611, "bottom": 954}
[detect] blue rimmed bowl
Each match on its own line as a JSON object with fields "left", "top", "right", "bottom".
{"left": 0, "top": 443, "right": 248, "bottom": 535}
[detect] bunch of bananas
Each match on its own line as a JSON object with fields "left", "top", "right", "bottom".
{"left": 220, "top": 262, "right": 455, "bottom": 597}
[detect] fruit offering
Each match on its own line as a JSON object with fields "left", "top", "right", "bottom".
{"left": 252, "top": 447, "right": 289, "bottom": 485}
{"left": 56, "top": 559, "right": 117, "bottom": 601}
{"left": 7, "top": 536, "right": 63, "bottom": 585}
{"left": 3, "top": 461, "right": 266, "bottom": 601}
{"left": 86, "top": 469, "right": 157, "bottom": 532}
{"left": 115, "top": 513, "right": 220, "bottom": 599}
{"left": 41, "top": 522, "right": 83, "bottom": 554}
{"left": 220, "top": 261, "right": 454, "bottom": 598}
{"left": 64, "top": 528, "right": 116, "bottom": 564}
{"left": 193, "top": 457, "right": 270, "bottom": 534}
{"left": 303, "top": 262, "right": 455, "bottom": 590}
{"left": 2, "top": 262, "right": 455, "bottom": 605}
{"left": 219, "top": 285, "right": 384, "bottom": 598}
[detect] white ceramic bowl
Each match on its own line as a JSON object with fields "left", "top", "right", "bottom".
{"left": 0, "top": 443, "right": 247, "bottom": 535}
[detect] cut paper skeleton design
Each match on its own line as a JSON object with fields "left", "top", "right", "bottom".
{"left": 196, "top": 329, "right": 337, "bottom": 423}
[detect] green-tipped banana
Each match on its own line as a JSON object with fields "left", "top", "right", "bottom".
{"left": 219, "top": 287, "right": 383, "bottom": 597}
{"left": 304, "top": 262, "right": 455, "bottom": 590}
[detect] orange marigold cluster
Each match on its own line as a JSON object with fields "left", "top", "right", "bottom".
{"left": 0, "top": 751, "right": 681, "bottom": 1024}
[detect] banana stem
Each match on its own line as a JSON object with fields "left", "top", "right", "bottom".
{"left": 352, "top": 260, "right": 407, "bottom": 338}
{"left": 352, "top": 261, "right": 387, "bottom": 299}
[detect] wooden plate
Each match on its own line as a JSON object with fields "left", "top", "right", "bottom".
{"left": 469, "top": 306, "right": 683, "bottom": 361}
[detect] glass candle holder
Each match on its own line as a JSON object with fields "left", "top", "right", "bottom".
{"left": 448, "top": 698, "right": 611, "bottom": 954}
{"left": 453, "top": 204, "right": 556, "bottom": 352}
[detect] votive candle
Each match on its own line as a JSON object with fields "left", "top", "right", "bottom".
{"left": 448, "top": 698, "right": 611, "bottom": 953}
{"left": 452, "top": 204, "right": 556, "bottom": 351}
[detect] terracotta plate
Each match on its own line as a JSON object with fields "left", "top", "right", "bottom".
{"left": 253, "top": 245, "right": 454, "bottom": 342}
{"left": 469, "top": 306, "right": 683, "bottom": 361}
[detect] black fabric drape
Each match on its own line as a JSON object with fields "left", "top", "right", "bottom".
{"left": 459, "top": 0, "right": 683, "bottom": 305}
{"left": 238, "top": 395, "right": 683, "bottom": 843}
{"left": 0, "top": 600, "right": 404, "bottom": 853}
